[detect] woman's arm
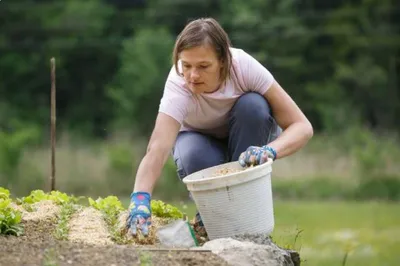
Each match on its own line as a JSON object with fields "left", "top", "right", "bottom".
{"left": 263, "top": 80, "right": 313, "bottom": 159}
{"left": 133, "top": 112, "right": 181, "bottom": 195}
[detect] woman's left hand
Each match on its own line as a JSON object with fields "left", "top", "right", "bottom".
{"left": 238, "top": 145, "right": 276, "bottom": 167}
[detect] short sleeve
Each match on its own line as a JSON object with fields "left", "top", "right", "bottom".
{"left": 158, "top": 67, "right": 192, "bottom": 124}
{"left": 238, "top": 49, "right": 275, "bottom": 95}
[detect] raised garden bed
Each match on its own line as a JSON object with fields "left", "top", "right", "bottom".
{"left": 0, "top": 187, "right": 300, "bottom": 266}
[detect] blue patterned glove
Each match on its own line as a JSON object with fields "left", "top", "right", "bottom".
{"left": 126, "top": 192, "right": 151, "bottom": 236}
{"left": 238, "top": 145, "right": 277, "bottom": 167}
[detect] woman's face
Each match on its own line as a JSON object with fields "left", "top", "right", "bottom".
{"left": 179, "top": 43, "right": 224, "bottom": 94}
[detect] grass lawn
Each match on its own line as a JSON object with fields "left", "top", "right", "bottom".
{"left": 122, "top": 198, "right": 399, "bottom": 266}
{"left": 271, "top": 200, "right": 400, "bottom": 266}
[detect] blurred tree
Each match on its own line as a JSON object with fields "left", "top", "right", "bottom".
{"left": 144, "top": 0, "right": 221, "bottom": 34}
{"left": 0, "top": 0, "right": 398, "bottom": 137}
{"left": 218, "top": 0, "right": 322, "bottom": 127}
{"left": 107, "top": 27, "right": 175, "bottom": 136}
{"left": 0, "top": 0, "right": 116, "bottom": 138}
{"left": 326, "top": 0, "right": 400, "bottom": 131}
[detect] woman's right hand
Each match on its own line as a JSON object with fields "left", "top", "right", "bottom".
{"left": 126, "top": 192, "right": 152, "bottom": 236}
{"left": 128, "top": 114, "right": 181, "bottom": 236}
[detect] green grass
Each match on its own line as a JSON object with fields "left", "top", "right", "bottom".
{"left": 271, "top": 200, "right": 400, "bottom": 266}
{"left": 121, "top": 199, "right": 400, "bottom": 266}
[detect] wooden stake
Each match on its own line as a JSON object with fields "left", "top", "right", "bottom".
{"left": 136, "top": 248, "right": 212, "bottom": 252}
{"left": 50, "top": 57, "right": 56, "bottom": 191}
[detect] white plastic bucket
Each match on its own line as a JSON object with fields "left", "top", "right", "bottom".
{"left": 182, "top": 159, "right": 274, "bottom": 240}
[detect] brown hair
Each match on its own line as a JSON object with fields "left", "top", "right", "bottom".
{"left": 172, "top": 17, "right": 232, "bottom": 82}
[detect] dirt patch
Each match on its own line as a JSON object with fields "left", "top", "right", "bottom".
{"left": 1, "top": 201, "right": 228, "bottom": 265}
{"left": 2, "top": 198, "right": 300, "bottom": 265}
{"left": 0, "top": 237, "right": 228, "bottom": 266}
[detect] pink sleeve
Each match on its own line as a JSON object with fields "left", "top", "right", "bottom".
{"left": 238, "top": 49, "right": 275, "bottom": 95}
{"left": 158, "top": 67, "right": 192, "bottom": 124}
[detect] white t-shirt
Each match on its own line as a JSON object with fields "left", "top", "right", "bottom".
{"left": 158, "top": 47, "right": 275, "bottom": 138}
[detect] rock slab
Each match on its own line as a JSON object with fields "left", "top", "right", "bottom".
{"left": 201, "top": 234, "right": 300, "bottom": 266}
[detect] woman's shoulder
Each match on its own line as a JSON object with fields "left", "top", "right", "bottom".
{"left": 229, "top": 47, "right": 262, "bottom": 69}
{"left": 228, "top": 47, "right": 274, "bottom": 94}
{"left": 228, "top": 47, "right": 257, "bottom": 81}
{"left": 229, "top": 47, "right": 245, "bottom": 56}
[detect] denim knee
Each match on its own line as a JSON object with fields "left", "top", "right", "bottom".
{"left": 172, "top": 132, "right": 227, "bottom": 180}
{"left": 228, "top": 92, "right": 280, "bottom": 160}
{"left": 230, "top": 92, "right": 272, "bottom": 128}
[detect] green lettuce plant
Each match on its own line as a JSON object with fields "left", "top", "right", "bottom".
{"left": 0, "top": 187, "right": 23, "bottom": 236}
{"left": 151, "top": 200, "right": 184, "bottom": 219}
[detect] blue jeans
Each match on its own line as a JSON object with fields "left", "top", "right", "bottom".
{"left": 173, "top": 92, "right": 280, "bottom": 180}
{"left": 172, "top": 92, "right": 281, "bottom": 223}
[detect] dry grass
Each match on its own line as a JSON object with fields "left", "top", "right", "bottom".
{"left": 271, "top": 149, "right": 357, "bottom": 180}
{"left": 18, "top": 135, "right": 353, "bottom": 181}
{"left": 68, "top": 206, "right": 114, "bottom": 246}
{"left": 12, "top": 200, "right": 61, "bottom": 222}
{"left": 10, "top": 200, "right": 61, "bottom": 240}
{"left": 21, "top": 137, "right": 110, "bottom": 188}
{"left": 9, "top": 132, "right": 400, "bottom": 197}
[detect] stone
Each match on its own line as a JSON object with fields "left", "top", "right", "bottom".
{"left": 201, "top": 233, "right": 300, "bottom": 266}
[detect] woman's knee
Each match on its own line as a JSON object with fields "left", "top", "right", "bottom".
{"left": 173, "top": 132, "right": 226, "bottom": 180}
{"left": 230, "top": 92, "right": 272, "bottom": 126}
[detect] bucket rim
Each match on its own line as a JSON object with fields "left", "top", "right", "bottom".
{"left": 182, "top": 159, "right": 273, "bottom": 185}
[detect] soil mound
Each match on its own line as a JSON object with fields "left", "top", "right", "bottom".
{"left": 68, "top": 206, "right": 113, "bottom": 246}
{"left": 1, "top": 201, "right": 227, "bottom": 266}
{"left": 1, "top": 193, "right": 300, "bottom": 266}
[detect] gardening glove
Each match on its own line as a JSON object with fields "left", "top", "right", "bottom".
{"left": 126, "top": 191, "right": 152, "bottom": 236}
{"left": 238, "top": 145, "right": 277, "bottom": 167}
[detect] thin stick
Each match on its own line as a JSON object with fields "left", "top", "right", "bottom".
{"left": 50, "top": 57, "right": 56, "bottom": 191}
{"left": 136, "top": 248, "right": 212, "bottom": 252}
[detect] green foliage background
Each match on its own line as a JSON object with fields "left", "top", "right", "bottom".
{"left": 0, "top": 0, "right": 399, "bottom": 201}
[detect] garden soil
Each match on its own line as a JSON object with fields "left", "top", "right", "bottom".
{"left": 0, "top": 237, "right": 227, "bottom": 266}
{"left": 1, "top": 201, "right": 227, "bottom": 266}
{"left": 2, "top": 199, "right": 300, "bottom": 266}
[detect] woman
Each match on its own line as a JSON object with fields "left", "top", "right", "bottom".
{"left": 126, "top": 18, "right": 313, "bottom": 236}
